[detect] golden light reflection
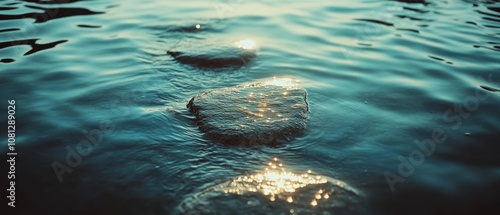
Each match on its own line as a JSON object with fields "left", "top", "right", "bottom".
{"left": 237, "top": 77, "right": 305, "bottom": 127}
{"left": 234, "top": 39, "right": 256, "bottom": 50}
{"left": 311, "top": 199, "right": 318, "bottom": 206}
{"left": 181, "top": 158, "right": 360, "bottom": 214}
{"left": 263, "top": 77, "right": 300, "bottom": 89}
{"left": 218, "top": 158, "right": 349, "bottom": 209}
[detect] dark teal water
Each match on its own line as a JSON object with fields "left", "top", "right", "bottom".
{"left": 1, "top": 0, "right": 500, "bottom": 214}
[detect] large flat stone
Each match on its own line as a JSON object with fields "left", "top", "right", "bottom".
{"left": 187, "top": 78, "right": 308, "bottom": 145}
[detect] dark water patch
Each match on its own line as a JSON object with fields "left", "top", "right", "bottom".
{"left": 20, "top": 0, "right": 87, "bottom": 4}
{"left": 465, "top": 21, "right": 480, "bottom": 26}
{"left": 428, "top": 56, "right": 444, "bottom": 62}
{"left": 434, "top": 133, "right": 500, "bottom": 167}
{"left": 483, "top": 24, "right": 500, "bottom": 28}
{"left": 164, "top": 24, "right": 216, "bottom": 34}
{"left": 0, "top": 28, "right": 19, "bottom": 33}
{"left": 477, "top": 9, "right": 500, "bottom": 19}
{"left": 428, "top": 55, "right": 447, "bottom": 63}
{"left": 357, "top": 42, "right": 372, "bottom": 46}
{"left": 473, "top": 44, "right": 500, "bottom": 52}
{"left": 0, "top": 6, "right": 17, "bottom": 10}
{"left": 105, "top": 4, "right": 119, "bottom": 9}
{"left": 480, "top": 85, "right": 500, "bottom": 92}
{"left": 1, "top": 58, "right": 15, "bottom": 63}
{"left": 354, "top": 18, "right": 394, "bottom": 26}
{"left": 0, "top": 5, "right": 103, "bottom": 23}
{"left": 396, "top": 28, "right": 420, "bottom": 33}
{"left": 396, "top": 14, "right": 432, "bottom": 21}
{"left": 168, "top": 25, "right": 203, "bottom": 33}
{"left": 402, "top": 6, "right": 429, "bottom": 13}
{"left": 0, "top": 38, "right": 67, "bottom": 56}
{"left": 149, "top": 22, "right": 227, "bottom": 39}
{"left": 391, "top": 0, "right": 431, "bottom": 5}
{"left": 77, "top": 24, "right": 101, "bottom": 28}
{"left": 483, "top": 16, "right": 500, "bottom": 23}
{"left": 371, "top": 179, "right": 500, "bottom": 215}
{"left": 3, "top": 2, "right": 20, "bottom": 6}
{"left": 488, "top": 7, "right": 500, "bottom": 13}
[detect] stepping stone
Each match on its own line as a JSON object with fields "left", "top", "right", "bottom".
{"left": 187, "top": 78, "right": 308, "bottom": 145}
{"left": 177, "top": 159, "right": 364, "bottom": 214}
{"left": 167, "top": 39, "right": 258, "bottom": 68}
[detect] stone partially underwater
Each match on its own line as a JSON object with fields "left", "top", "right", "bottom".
{"left": 187, "top": 78, "right": 308, "bottom": 145}
{"left": 167, "top": 39, "right": 258, "bottom": 69}
{"left": 177, "top": 158, "right": 364, "bottom": 215}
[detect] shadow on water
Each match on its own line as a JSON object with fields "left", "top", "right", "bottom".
{"left": 0, "top": 5, "right": 103, "bottom": 23}
{"left": 0, "top": 38, "right": 67, "bottom": 55}
{"left": 19, "top": 0, "right": 85, "bottom": 4}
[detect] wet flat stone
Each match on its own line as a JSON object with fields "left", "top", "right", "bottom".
{"left": 177, "top": 159, "right": 364, "bottom": 215}
{"left": 167, "top": 39, "right": 258, "bottom": 68}
{"left": 187, "top": 78, "right": 308, "bottom": 145}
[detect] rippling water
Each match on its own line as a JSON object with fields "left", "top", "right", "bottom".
{"left": 1, "top": 0, "right": 500, "bottom": 214}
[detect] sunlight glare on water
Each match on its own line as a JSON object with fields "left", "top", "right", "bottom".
{"left": 234, "top": 39, "right": 257, "bottom": 50}
{"left": 178, "top": 158, "right": 362, "bottom": 214}
{"left": 263, "top": 77, "right": 301, "bottom": 89}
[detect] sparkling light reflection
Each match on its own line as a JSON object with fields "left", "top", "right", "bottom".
{"left": 238, "top": 78, "right": 303, "bottom": 125}
{"left": 234, "top": 39, "right": 257, "bottom": 50}
{"left": 263, "top": 77, "right": 300, "bottom": 89}
{"left": 220, "top": 158, "right": 345, "bottom": 208}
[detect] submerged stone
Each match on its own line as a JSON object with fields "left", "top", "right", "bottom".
{"left": 177, "top": 159, "right": 364, "bottom": 215}
{"left": 167, "top": 39, "right": 258, "bottom": 68}
{"left": 187, "top": 78, "right": 308, "bottom": 145}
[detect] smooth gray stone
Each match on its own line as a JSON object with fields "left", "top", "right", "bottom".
{"left": 167, "top": 39, "right": 257, "bottom": 68}
{"left": 187, "top": 78, "right": 308, "bottom": 145}
{"left": 177, "top": 162, "right": 364, "bottom": 215}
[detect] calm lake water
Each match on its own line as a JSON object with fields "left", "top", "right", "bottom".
{"left": 1, "top": 0, "right": 500, "bottom": 214}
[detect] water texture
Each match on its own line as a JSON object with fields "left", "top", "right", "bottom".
{"left": 1, "top": 0, "right": 499, "bottom": 214}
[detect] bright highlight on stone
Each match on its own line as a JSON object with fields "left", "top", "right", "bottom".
{"left": 177, "top": 158, "right": 364, "bottom": 215}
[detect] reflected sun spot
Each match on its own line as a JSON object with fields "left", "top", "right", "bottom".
{"left": 234, "top": 39, "right": 256, "bottom": 50}
{"left": 218, "top": 158, "right": 351, "bottom": 209}
{"left": 263, "top": 77, "right": 300, "bottom": 89}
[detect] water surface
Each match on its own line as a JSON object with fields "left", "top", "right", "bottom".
{"left": 1, "top": 0, "right": 500, "bottom": 214}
